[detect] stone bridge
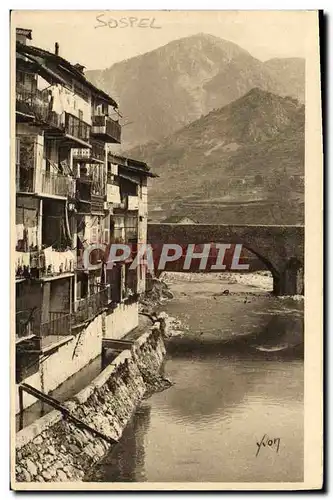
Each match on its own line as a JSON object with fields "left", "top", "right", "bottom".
{"left": 147, "top": 223, "right": 304, "bottom": 296}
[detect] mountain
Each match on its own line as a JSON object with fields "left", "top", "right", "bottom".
{"left": 86, "top": 33, "right": 305, "bottom": 149}
{"left": 263, "top": 58, "right": 305, "bottom": 103}
{"left": 127, "top": 88, "right": 305, "bottom": 225}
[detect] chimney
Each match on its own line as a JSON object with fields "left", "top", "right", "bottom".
{"left": 16, "top": 28, "right": 32, "bottom": 45}
{"left": 55, "top": 42, "right": 59, "bottom": 56}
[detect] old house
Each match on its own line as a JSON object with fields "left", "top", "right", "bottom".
{"left": 14, "top": 29, "right": 155, "bottom": 412}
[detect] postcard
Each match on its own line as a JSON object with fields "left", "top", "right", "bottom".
{"left": 11, "top": 10, "right": 323, "bottom": 491}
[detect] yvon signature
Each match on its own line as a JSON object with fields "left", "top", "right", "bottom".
{"left": 256, "top": 434, "right": 280, "bottom": 457}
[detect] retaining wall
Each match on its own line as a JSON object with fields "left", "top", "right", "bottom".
{"left": 105, "top": 302, "right": 139, "bottom": 340}
{"left": 15, "top": 327, "right": 166, "bottom": 485}
{"left": 17, "top": 302, "right": 140, "bottom": 414}
{"left": 15, "top": 314, "right": 104, "bottom": 413}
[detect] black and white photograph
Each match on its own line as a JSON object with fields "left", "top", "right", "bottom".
{"left": 11, "top": 10, "right": 323, "bottom": 490}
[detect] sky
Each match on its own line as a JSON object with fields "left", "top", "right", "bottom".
{"left": 12, "top": 10, "right": 310, "bottom": 71}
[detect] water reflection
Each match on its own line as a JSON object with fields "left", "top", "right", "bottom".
{"left": 157, "top": 355, "right": 303, "bottom": 423}
{"left": 89, "top": 404, "right": 151, "bottom": 482}
{"left": 90, "top": 292, "right": 304, "bottom": 483}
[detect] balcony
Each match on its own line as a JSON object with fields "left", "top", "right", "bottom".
{"left": 40, "top": 248, "right": 75, "bottom": 278}
{"left": 40, "top": 171, "right": 75, "bottom": 199}
{"left": 16, "top": 86, "right": 62, "bottom": 130}
{"left": 73, "top": 286, "right": 111, "bottom": 326}
{"left": 40, "top": 311, "right": 72, "bottom": 338}
{"left": 75, "top": 176, "right": 106, "bottom": 214}
{"left": 16, "top": 248, "right": 75, "bottom": 280}
{"left": 64, "top": 113, "right": 91, "bottom": 147}
{"left": 15, "top": 251, "right": 32, "bottom": 280}
{"left": 16, "top": 310, "right": 35, "bottom": 342}
{"left": 72, "top": 143, "right": 105, "bottom": 164}
{"left": 16, "top": 166, "right": 34, "bottom": 194}
{"left": 91, "top": 194, "right": 105, "bottom": 214}
{"left": 75, "top": 176, "right": 92, "bottom": 214}
{"left": 16, "top": 287, "right": 109, "bottom": 349}
{"left": 92, "top": 115, "right": 121, "bottom": 143}
{"left": 16, "top": 311, "right": 72, "bottom": 351}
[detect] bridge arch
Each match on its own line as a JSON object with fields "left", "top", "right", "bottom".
{"left": 147, "top": 223, "right": 304, "bottom": 296}
{"left": 237, "top": 243, "right": 280, "bottom": 294}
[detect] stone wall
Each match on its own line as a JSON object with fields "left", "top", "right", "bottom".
{"left": 148, "top": 223, "right": 304, "bottom": 295}
{"left": 16, "top": 300, "right": 143, "bottom": 413}
{"left": 147, "top": 223, "right": 304, "bottom": 274}
{"left": 105, "top": 302, "right": 139, "bottom": 340}
{"left": 15, "top": 327, "right": 166, "bottom": 485}
{"left": 15, "top": 313, "right": 104, "bottom": 413}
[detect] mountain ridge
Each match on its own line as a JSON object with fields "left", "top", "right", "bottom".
{"left": 86, "top": 33, "right": 305, "bottom": 149}
{"left": 125, "top": 88, "right": 304, "bottom": 225}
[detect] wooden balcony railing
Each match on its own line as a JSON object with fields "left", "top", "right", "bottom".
{"left": 76, "top": 176, "right": 92, "bottom": 203}
{"left": 18, "top": 311, "right": 72, "bottom": 351}
{"left": 16, "top": 310, "right": 35, "bottom": 341}
{"left": 91, "top": 194, "right": 105, "bottom": 213}
{"left": 40, "top": 311, "right": 72, "bottom": 337}
{"left": 65, "top": 113, "right": 91, "bottom": 144}
{"left": 16, "top": 86, "right": 62, "bottom": 129}
{"left": 16, "top": 287, "right": 111, "bottom": 348}
{"left": 72, "top": 286, "right": 111, "bottom": 326}
{"left": 91, "top": 143, "right": 105, "bottom": 163}
{"left": 16, "top": 86, "right": 48, "bottom": 117}
{"left": 16, "top": 166, "right": 34, "bottom": 193}
{"left": 41, "top": 171, "right": 75, "bottom": 198}
{"left": 92, "top": 115, "right": 121, "bottom": 143}
{"left": 72, "top": 144, "right": 105, "bottom": 164}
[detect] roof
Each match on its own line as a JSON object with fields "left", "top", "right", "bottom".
{"left": 16, "top": 28, "right": 32, "bottom": 40}
{"left": 162, "top": 215, "right": 198, "bottom": 223}
{"left": 16, "top": 41, "right": 118, "bottom": 108}
{"left": 108, "top": 152, "right": 158, "bottom": 178}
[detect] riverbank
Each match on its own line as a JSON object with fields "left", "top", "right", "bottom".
{"left": 15, "top": 326, "right": 166, "bottom": 485}
{"left": 157, "top": 272, "right": 304, "bottom": 352}
{"left": 88, "top": 271, "right": 304, "bottom": 483}
{"left": 15, "top": 272, "right": 304, "bottom": 485}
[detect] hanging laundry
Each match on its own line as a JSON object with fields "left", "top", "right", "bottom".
{"left": 21, "top": 253, "right": 30, "bottom": 267}
{"left": 27, "top": 227, "right": 37, "bottom": 249}
{"left": 16, "top": 252, "right": 30, "bottom": 269}
{"left": 43, "top": 246, "right": 54, "bottom": 273}
{"left": 51, "top": 85, "right": 63, "bottom": 115}
{"left": 16, "top": 224, "right": 24, "bottom": 243}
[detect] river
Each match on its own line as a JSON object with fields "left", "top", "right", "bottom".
{"left": 88, "top": 272, "right": 304, "bottom": 483}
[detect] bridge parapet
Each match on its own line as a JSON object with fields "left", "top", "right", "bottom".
{"left": 147, "top": 223, "right": 304, "bottom": 296}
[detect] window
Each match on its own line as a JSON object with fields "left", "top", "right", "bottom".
{"left": 91, "top": 226, "right": 98, "bottom": 244}
{"left": 44, "top": 139, "right": 52, "bottom": 160}
{"left": 16, "top": 71, "right": 25, "bottom": 86}
{"left": 44, "top": 139, "right": 52, "bottom": 173}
